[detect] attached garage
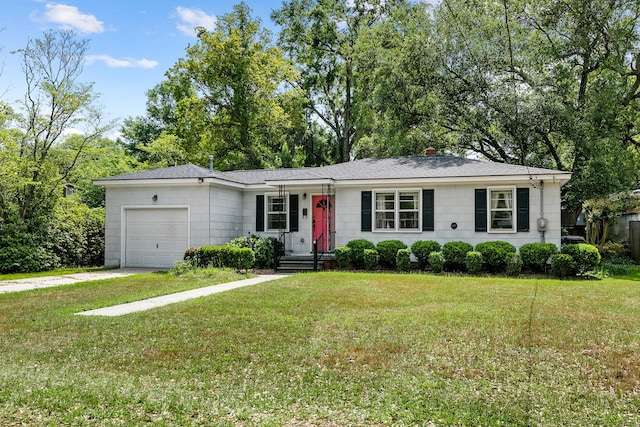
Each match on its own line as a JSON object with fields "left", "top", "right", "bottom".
{"left": 123, "top": 207, "right": 190, "bottom": 268}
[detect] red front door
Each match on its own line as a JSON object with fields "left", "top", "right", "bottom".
{"left": 312, "top": 195, "right": 334, "bottom": 252}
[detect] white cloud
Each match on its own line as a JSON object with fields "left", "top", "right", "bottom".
{"left": 85, "top": 54, "right": 158, "bottom": 69}
{"left": 42, "top": 3, "right": 104, "bottom": 34}
{"left": 175, "top": 7, "right": 217, "bottom": 37}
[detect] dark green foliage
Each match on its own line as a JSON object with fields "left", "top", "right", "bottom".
{"left": 466, "top": 251, "right": 483, "bottom": 274}
{"left": 335, "top": 246, "right": 352, "bottom": 268}
{"left": 364, "top": 249, "right": 378, "bottom": 270}
{"left": 192, "top": 245, "right": 255, "bottom": 271}
{"left": 0, "top": 223, "right": 59, "bottom": 273}
{"left": 519, "top": 243, "right": 558, "bottom": 272}
{"left": 429, "top": 251, "right": 445, "bottom": 273}
{"left": 561, "top": 244, "right": 601, "bottom": 275}
{"left": 232, "top": 248, "right": 255, "bottom": 272}
{"left": 376, "top": 240, "right": 408, "bottom": 269}
{"left": 411, "top": 240, "right": 441, "bottom": 270}
{"left": 596, "top": 241, "right": 634, "bottom": 266}
{"left": 184, "top": 247, "right": 201, "bottom": 264}
{"left": 601, "top": 261, "right": 630, "bottom": 277}
{"left": 396, "top": 248, "right": 411, "bottom": 272}
{"left": 552, "top": 254, "right": 575, "bottom": 279}
{"left": 475, "top": 241, "right": 516, "bottom": 272}
{"left": 442, "top": 241, "right": 473, "bottom": 271}
{"left": 505, "top": 253, "right": 523, "bottom": 277}
{"left": 48, "top": 199, "right": 105, "bottom": 268}
{"left": 0, "top": 198, "right": 105, "bottom": 273}
{"left": 228, "top": 234, "right": 281, "bottom": 268}
{"left": 346, "top": 239, "right": 376, "bottom": 269}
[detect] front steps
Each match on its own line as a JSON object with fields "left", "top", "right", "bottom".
{"left": 276, "top": 254, "right": 333, "bottom": 273}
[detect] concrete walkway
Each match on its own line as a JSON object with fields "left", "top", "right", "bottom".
{"left": 0, "top": 268, "right": 158, "bottom": 294}
{"left": 76, "top": 274, "right": 286, "bottom": 317}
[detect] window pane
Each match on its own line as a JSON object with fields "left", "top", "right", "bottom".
{"left": 491, "top": 211, "right": 513, "bottom": 229}
{"left": 491, "top": 191, "right": 513, "bottom": 209}
{"left": 375, "top": 211, "right": 395, "bottom": 229}
{"left": 268, "top": 197, "right": 285, "bottom": 212}
{"left": 399, "top": 192, "right": 418, "bottom": 210}
{"left": 399, "top": 211, "right": 419, "bottom": 229}
{"left": 268, "top": 213, "right": 287, "bottom": 230}
{"left": 376, "top": 193, "right": 395, "bottom": 210}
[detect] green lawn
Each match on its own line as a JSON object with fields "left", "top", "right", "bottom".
{"left": 1, "top": 271, "right": 639, "bottom": 426}
{"left": 0, "top": 267, "right": 109, "bottom": 281}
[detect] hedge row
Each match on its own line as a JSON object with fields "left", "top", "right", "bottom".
{"left": 335, "top": 239, "right": 603, "bottom": 278}
{"left": 184, "top": 245, "right": 254, "bottom": 272}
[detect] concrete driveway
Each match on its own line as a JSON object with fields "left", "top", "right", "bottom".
{"left": 0, "top": 268, "right": 158, "bottom": 294}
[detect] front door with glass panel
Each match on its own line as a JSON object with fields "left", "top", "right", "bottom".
{"left": 312, "top": 195, "right": 334, "bottom": 252}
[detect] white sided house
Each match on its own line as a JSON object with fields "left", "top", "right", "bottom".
{"left": 95, "top": 154, "right": 571, "bottom": 269}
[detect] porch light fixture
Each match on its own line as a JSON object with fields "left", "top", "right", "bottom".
{"left": 152, "top": 195, "right": 158, "bottom": 202}
{"left": 303, "top": 193, "right": 307, "bottom": 199}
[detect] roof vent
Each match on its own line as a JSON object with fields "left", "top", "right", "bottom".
{"left": 209, "top": 155, "right": 214, "bottom": 173}
{"left": 424, "top": 147, "right": 437, "bottom": 156}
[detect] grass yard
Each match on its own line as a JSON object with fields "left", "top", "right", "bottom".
{"left": 0, "top": 267, "right": 109, "bottom": 281}
{"left": 0, "top": 271, "right": 639, "bottom": 426}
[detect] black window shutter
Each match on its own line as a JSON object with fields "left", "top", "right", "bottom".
{"left": 517, "top": 187, "right": 530, "bottom": 232}
{"left": 361, "top": 191, "right": 372, "bottom": 232}
{"left": 475, "top": 189, "right": 487, "bottom": 232}
{"left": 289, "top": 194, "right": 299, "bottom": 232}
{"left": 422, "top": 189, "right": 434, "bottom": 231}
{"left": 256, "top": 195, "right": 264, "bottom": 232}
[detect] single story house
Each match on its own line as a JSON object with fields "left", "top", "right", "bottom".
{"left": 95, "top": 153, "right": 571, "bottom": 268}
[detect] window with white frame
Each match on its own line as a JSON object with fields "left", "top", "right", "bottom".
{"left": 488, "top": 187, "right": 515, "bottom": 232}
{"left": 267, "top": 194, "right": 287, "bottom": 230}
{"left": 374, "top": 190, "right": 420, "bottom": 231}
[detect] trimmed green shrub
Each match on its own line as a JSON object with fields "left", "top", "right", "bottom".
{"left": 346, "top": 239, "right": 376, "bottom": 269}
{"left": 552, "top": 253, "right": 575, "bottom": 278}
{"left": 231, "top": 247, "right": 255, "bottom": 272}
{"left": 335, "top": 246, "right": 352, "bottom": 268}
{"left": 442, "top": 241, "right": 473, "bottom": 271}
{"left": 184, "top": 247, "right": 201, "bottom": 265}
{"left": 466, "top": 251, "right": 483, "bottom": 274}
{"left": 364, "top": 249, "right": 379, "bottom": 270}
{"left": 429, "top": 251, "right": 445, "bottom": 273}
{"left": 505, "top": 253, "right": 523, "bottom": 276}
{"left": 192, "top": 245, "right": 254, "bottom": 271}
{"left": 377, "top": 240, "right": 408, "bottom": 269}
{"left": 228, "top": 234, "right": 280, "bottom": 269}
{"left": 475, "top": 241, "right": 516, "bottom": 272}
{"left": 396, "top": 248, "right": 411, "bottom": 272}
{"left": 561, "top": 243, "right": 601, "bottom": 275}
{"left": 411, "top": 240, "right": 441, "bottom": 270}
{"left": 601, "top": 261, "right": 630, "bottom": 277}
{"left": 519, "top": 243, "right": 557, "bottom": 272}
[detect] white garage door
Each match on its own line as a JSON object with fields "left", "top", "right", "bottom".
{"left": 124, "top": 208, "right": 189, "bottom": 268}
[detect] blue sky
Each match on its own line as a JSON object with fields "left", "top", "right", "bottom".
{"left": 0, "top": 1, "right": 282, "bottom": 134}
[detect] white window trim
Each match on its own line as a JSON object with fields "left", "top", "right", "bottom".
{"left": 373, "top": 189, "right": 421, "bottom": 232}
{"left": 487, "top": 186, "right": 517, "bottom": 233}
{"left": 265, "top": 192, "right": 289, "bottom": 232}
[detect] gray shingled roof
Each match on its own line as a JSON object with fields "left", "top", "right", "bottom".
{"left": 98, "top": 155, "right": 568, "bottom": 185}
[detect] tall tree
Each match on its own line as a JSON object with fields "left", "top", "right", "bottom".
{"left": 124, "top": 3, "right": 306, "bottom": 171}
{"left": 272, "top": 0, "right": 407, "bottom": 163}
{"left": 2, "top": 30, "right": 112, "bottom": 224}
{"left": 359, "top": 0, "right": 640, "bottom": 210}
{"left": 0, "top": 30, "right": 112, "bottom": 272}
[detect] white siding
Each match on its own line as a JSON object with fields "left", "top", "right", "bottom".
{"left": 104, "top": 184, "right": 213, "bottom": 267}
{"left": 103, "top": 178, "right": 565, "bottom": 267}
{"left": 334, "top": 181, "right": 563, "bottom": 251}
{"left": 209, "top": 186, "right": 243, "bottom": 245}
